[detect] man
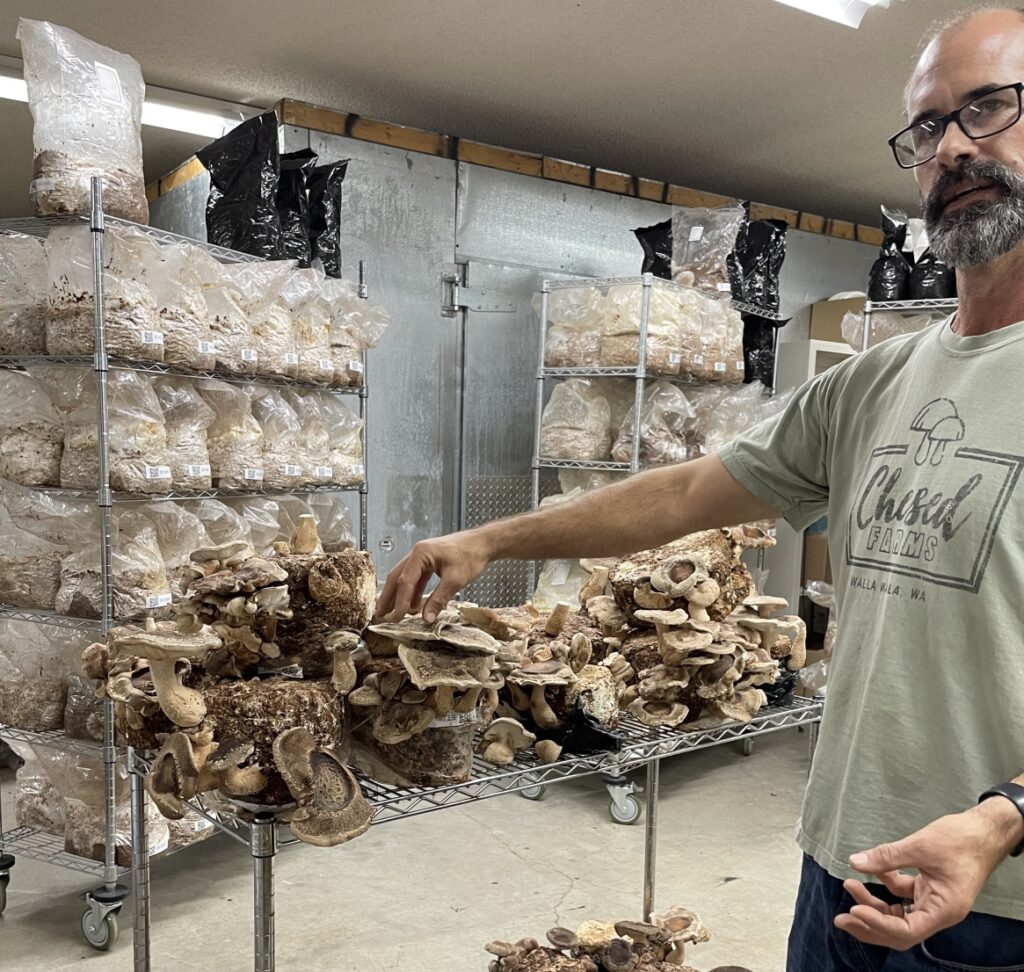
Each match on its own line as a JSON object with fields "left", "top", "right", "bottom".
{"left": 376, "top": 8, "right": 1024, "bottom": 969}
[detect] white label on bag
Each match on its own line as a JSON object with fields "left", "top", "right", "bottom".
{"left": 714, "top": 362, "right": 727, "bottom": 373}
{"left": 314, "top": 465, "right": 333, "bottom": 479}
{"left": 151, "top": 832, "right": 170, "bottom": 856}
{"left": 717, "top": 282, "right": 732, "bottom": 293}
{"left": 145, "top": 593, "right": 173, "bottom": 609}
{"left": 692, "top": 354, "right": 705, "bottom": 366}
{"left": 319, "top": 358, "right": 333, "bottom": 372}
{"left": 353, "top": 464, "right": 365, "bottom": 477}
{"left": 349, "top": 360, "right": 365, "bottom": 373}
{"left": 142, "top": 330, "right": 164, "bottom": 345}
{"left": 688, "top": 226, "right": 705, "bottom": 243}
{"left": 145, "top": 465, "right": 172, "bottom": 480}
{"left": 285, "top": 353, "right": 299, "bottom": 365}
{"left": 669, "top": 353, "right": 681, "bottom": 366}
{"left": 32, "top": 177, "right": 58, "bottom": 193}
{"left": 199, "top": 340, "right": 217, "bottom": 355}
{"left": 244, "top": 468, "right": 264, "bottom": 481}
{"left": 95, "top": 62, "right": 124, "bottom": 105}
{"left": 735, "top": 360, "right": 745, "bottom": 370}
{"left": 429, "top": 710, "right": 480, "bottom": 729}
{"left": 186, "top": 464, "right": 212, "bottom": 477}
{"left": 284, "top": 464, "right": 304, "bottom": 477}
{"left": 241, "top": 348, "right": 258, "bottom": 362}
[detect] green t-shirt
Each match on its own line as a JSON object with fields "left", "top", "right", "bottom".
{"left": 719, "top": 318, "right": 1024, "bottom": 920}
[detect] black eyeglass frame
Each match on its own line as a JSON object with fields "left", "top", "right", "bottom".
{"left": 888, "top": 82, "right": 1024, "bottom": 169}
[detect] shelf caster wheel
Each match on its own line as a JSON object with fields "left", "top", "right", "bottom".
{"left": 741, "top": 738, "right": 755, "bottom": 757}
{"left": 0, "top": 876, "right": 8, "bottom": 915}
{"left": 520, "top": 784, "right": 546, "bottom": 801}
{"left": 82, "top": 907, "right": 119, "bottom": 951}
{"left": 609, "top": 793, "right": 642, "bottom": 825}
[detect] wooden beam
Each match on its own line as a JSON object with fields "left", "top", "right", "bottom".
{"left": 665, "top": 185, "right": 737, "bottom": 209}
{"left": 856, "top": 225, "right": 884, "bottom": 247}
{"left": 159, "top": 157, "right": 205, "bottom": 196}
{"left": 749, "top": 203, "right": 799, "bottom": 227}
{"left": 798, "top": 212, "right": 827, "bottom": 234}
{"left": 826, "top": 218, "right": 857, "bottom": 241}
{"left": 593, "top": 169, "right": 633, "bottom": 195}
{"left": 457, "top": 141, "right": 544, "bottom": 177}
{"left": 542, "top": 157, "right": 591, "bottom": 187}
{"left": 276, "top": 99, "right": 347, "bottom": 136}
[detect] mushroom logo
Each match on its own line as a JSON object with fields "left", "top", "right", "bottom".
{"left": 911, "top": 399, "right": 965, "bottom": 467}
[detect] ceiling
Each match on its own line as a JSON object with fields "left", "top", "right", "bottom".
{"left": 0, "top": 0, "right": 996, "bottom": 226}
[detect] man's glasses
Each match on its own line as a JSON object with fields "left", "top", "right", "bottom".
{"left": 889, "top": 82, "right": 1024, "bottom": 169}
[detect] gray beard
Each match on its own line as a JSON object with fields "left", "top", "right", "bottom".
{"left": 926, "top": 195, "right": 1024, "bottom": 269}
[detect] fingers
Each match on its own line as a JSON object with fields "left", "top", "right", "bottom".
{"left": 373, "top": 556, "right": 408, "bottom": 620}
{"left": 837, "top": 902, "right": 946, "bottom": 950}
{"left": 876, "top": 869, "right": 916, "bottom": 900}
{"left": 388, "top": 551, "right": 435, "bottom": 622}
{"left": 850, "top": 839, "right": 915, "bottom": 877}
{"left": 843, "top": 879, "right": 899, "bottom": 914}
{"left": 423, "top": 575, "right": 466, "bottom": 623}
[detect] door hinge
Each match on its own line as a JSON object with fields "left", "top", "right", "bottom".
{"left": 441, "top": 271, "right": 516, "bottom": 317}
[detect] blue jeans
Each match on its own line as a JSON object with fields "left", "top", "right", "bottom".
{"left": 788, "top": 855, "right": 1024, "bottom": 971}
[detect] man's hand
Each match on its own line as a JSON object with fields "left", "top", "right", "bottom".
{"left": 836, "top": 800, "right": 1024, "bottom": 949}
{"left": 374, "top": 529, "right": 493, "bottom": 623}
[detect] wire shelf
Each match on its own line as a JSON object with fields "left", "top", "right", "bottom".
{"left": 0, "top": 605, "right": 102, "bottom": 632}
{"left": 540, "top": 366, "right": 643, "bottom": 379}
{"left": 0, "top": 215, "right": 262, "bottom": 265}
{"left": 0, "top": 355, "right": 365, "bottom": 395}
{"left": 533, "top": 458, "right": 632, "bottom": 472}
{"left": 864, "top": 299, "right": 958, "bottom": 313}
{"left": 22, "top": 483, "right": 366, "bottom": 503}
{"left": 0, "top": 724, "right": 109, "bottom": 759}
{"left": 361, "top": 698, "right": 822, "bottom": 824}
{"left": 0, "top": 826, "right": 113, "bottom": 877}
{"left": 537, "top": 274, "right": 788, "bottom": 322}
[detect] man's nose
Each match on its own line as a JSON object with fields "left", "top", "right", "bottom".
{"left": 934, "top": 118, "right": 981, "bottom": 170}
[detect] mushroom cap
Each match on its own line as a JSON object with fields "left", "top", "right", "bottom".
{"left": 190, "top": 539, "right": 252, "bottom": 565}
{"left": 650, "top": 555, "right": 707, "bottom": 598}
{"left": 348, "top": 675, "right": 385, "bottom": 707}
{"left": 107, "top": 621, "right": 221, "bottom": 662}
{"left": 397, "top": 643, "right": 495, "bottom": 690}
{"left": 653, "top": 906, "right": 710, "bottom": 946}
{"left": 634, "top": 608, "right": 690, "bottom": 627}
{"left": 742, "top": 595, "right": 788, "bottom": 618}
{"left": 931, "top": 414, "right": 965, "bottom": 442}
{"left": 709, "top": 696, "right": 757, "bottom": 724}
{"left": 911, "top": 397, "right": 957, "bottom": 432}
{"left": 272, "top": 727, "right": 317, "bottom": 804}
{"left": 207, "top": 737, "right": 255, "bottom": 772}
{"left": 601, "top": 939, "right": 636, "bottom": 972}
{"left": 614, "top": 920, "right": 668, "bottom": 946}
{"left": 368, "top": 612, "right": 499, "bottom": 654}
{"left": 145, "top": 733, "right": 199, "bottom": 819}
{"left": 734, "top": 615, "right": 782, "bottom": 635}
{"left": 479, "top": 717, "right": 536, "bottom": 753}
{"left": 287, "top": 749, "right": 372, "bottom": 847}
{"left": 507, "top": 659, "right": 575, "bottom": 687}
{"left": 576, "top": 920, "right": 618, "bottom": 951}
{"left": 628, "top": 697, "right": 689, "bottom": 727}
{"left": 546, "top": 927, "right": 580, "bottom": 951}
{"left": 455, "top": 603, "right": 512, "bottom": 641}
{"left": 683, "top": 576, "right": 721, "bottom": 608}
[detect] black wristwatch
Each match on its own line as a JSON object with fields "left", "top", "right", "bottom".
{"left": 979, "top": 782, "right": 1024, "bottom": 858}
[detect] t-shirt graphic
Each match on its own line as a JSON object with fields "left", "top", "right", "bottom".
{"left": 846, "top": 396, "right": 1024, "bottom": 592}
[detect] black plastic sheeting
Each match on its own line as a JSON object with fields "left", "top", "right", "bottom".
{"left": 277, "top": 149, "right": 318, "bottom": 267}
{"left": 309, "top": 160, "right": 349, "bottom": 278}
{"left": 634, "top": 219, "right": 673, "bottom": 279}
{"left": 196, "top": 111, "right": 282, "bottom": 258}
{"left": 910, "top": 250, "right": 957, "bottom": 299}
{"left": 730, "top": 218, "right": 788, "bottom": 315}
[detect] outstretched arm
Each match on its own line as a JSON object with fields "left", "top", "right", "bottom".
{"left": 375, "top": 454, "right": 780, "bottom": 622}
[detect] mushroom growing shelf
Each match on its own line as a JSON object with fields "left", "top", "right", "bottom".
{"left": 859, "top": 298, "right": 959, "bottom": 352}
{"left": 154, "top": 697, "right": 821, "bottom": 972}
{"left": 0, "top": 182, "right": 375, "bottom": 960}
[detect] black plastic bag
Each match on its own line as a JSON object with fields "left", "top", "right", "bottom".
{"left": 308, "top": 160, "right": 349, "bottom": 278}
{"left": 634, "top": 219, "right": 673, "bottom": 279}
{"left": 729, "top": 218, "right": 788, "bottom": 313}
{"left": 196, "top": 112, "right": 282, "bottom": 258}
{"left": 867, "top": 206, "right": 911, "bottom": 301}
{"left": 910, "top": 249, "right": 957, "bottom": 299}
{"left": 867, "top": 247, "right": 911, "bottom": 301}
{"left": 277, "top": 149, "right": 318, "bottom": 267}
{"left": 743, "top": 315, "right": 783, "bottom": 388}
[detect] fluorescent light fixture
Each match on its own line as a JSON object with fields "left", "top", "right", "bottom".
{"left": 0, "top": 54, "right": 257, "bottom": 138}
{"left": 771, "top": 0, "right": 902, "bottom": 29}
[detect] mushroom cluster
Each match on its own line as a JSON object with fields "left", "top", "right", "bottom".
{"left": 82, "top": 516, "right": 377, "bottom": 846}
{"left": 484, "top": 906, "right": 716, "bottom": 971}
{"left": 578, "top": 527, "right": 806, "bottom": 732}
{"left": 350, "top": 608, "right": 510, "bottom": 786}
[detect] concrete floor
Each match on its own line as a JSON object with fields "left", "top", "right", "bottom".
{"left": 0, "top": 729, "right": 811, "bottom": 972}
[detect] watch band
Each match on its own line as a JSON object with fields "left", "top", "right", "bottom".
{"left": 979, "top": 782, "right": 1024, "bottom": 858}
